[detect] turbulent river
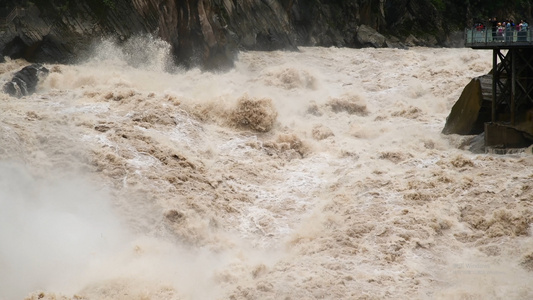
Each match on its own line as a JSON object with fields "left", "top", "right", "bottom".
{"left": 1, "top": 40, "right": 532, "bottom": 300}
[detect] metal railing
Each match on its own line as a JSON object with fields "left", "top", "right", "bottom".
{"left": 465, "top": 27, "right": 533, "bottom": 47}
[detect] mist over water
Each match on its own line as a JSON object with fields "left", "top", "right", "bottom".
{"left": 0, "top": 162, "right": 128, "bottom": 299}
{"left": 1, "top": 38, "right": 532, "bottom": 299}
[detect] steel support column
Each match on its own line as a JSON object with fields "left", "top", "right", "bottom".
{"left": 511, "top": 49, "right": 516, "bottom": 125}
{"left": 492, "top": 49, "right": 497, "bottom": 122}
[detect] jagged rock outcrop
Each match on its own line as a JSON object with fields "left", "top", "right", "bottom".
{"left": 0, "top": 0, "right": 531, "bottom": 69}
{"left": 385, "top": 0, "right": 443, "bottom": 45}
{"left": 442, "top": 75, "right": 493, "bottom": 135}
{"left": 355, "top": 24, "right": 387, "bottom": 48}
{"left": 3, "top": 64, "right": 49, "bottom": 97}
{"left": 442, "top": 77, "right": 484, "bottom": 135}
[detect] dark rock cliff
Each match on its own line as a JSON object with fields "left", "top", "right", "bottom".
{"left": 0, "top": 0, "right": 531, "bottom": 69}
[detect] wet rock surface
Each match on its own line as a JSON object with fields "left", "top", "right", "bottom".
{"left": 3, "top": 64, "right": 49, "bottom": 98}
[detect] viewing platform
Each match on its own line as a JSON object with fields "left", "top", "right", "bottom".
{"left": 460, "top": 27, "right": 533, "bottom": 150}
{"left": 465, "top": 27, "right": 533, "bottom": 49}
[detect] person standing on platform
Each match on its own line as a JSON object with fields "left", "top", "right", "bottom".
{"left": 518, "top": 20, "right": 529, "bottom": 42}
{"left": 490, "top": 17, "right": 498, "bottom": 41}
{"left": 497, "top": 22, "right": 504, "bottom": 41}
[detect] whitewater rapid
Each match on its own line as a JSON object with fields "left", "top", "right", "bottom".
{"left": 1, "top": 40, "right": 532, "bottom": 300}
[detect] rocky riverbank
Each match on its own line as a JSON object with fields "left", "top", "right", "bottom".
{"left": 0, "top": 0, "right": 531, "bottom": 68}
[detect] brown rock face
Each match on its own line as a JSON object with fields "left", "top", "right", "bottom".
{"left": 442, "top": 78, "right": 484, "bottom": 135}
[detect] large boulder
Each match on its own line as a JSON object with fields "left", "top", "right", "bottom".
{"left": 442, "top": 77, "right": 484, "bottom": 135}
{"left": 355, "top": 24, "right": 386, "bottom": 47}
{"left": 3, "top": 64, "right": 49, "bottom": 98}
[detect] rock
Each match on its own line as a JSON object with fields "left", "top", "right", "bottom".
{"left": 356, "top": 25, "right": 386, "bottom": 47}
{"left": 385, "top": 0, "right": 446, "bottom": 46}
{"left": 385, "top": 36, "right": 408, "bottom": 49}
{"left": 3, "top": 64, "right": 49, "bottom": 98}
{"left": 442, "top": 73, "right": 494, "bottom": 136}
{"left": 442, "top": 77, "right": 484, "bottom": 135}
{"left": 404, "top": 34, "right": 421, "bottom": 47}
